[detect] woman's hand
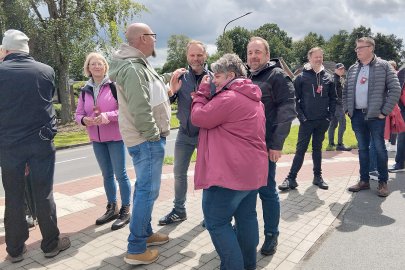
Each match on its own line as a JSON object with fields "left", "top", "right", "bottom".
{"left": 83, "top": 116, "right": 95, "bottom": 126}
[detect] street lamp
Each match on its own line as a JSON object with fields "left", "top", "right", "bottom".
{"left": 223, "top": 12, "right": 253, "bottom": 36}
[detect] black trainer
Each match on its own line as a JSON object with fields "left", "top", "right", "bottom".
{"left": 336, "top": 144, "right": 352, "bottom": 151}
{"left": 96, "top": 202, "right": 119, "bottom": 225}
{"left": 158, "top": 208, "right": 187, "bottom": 226}
{"left": 313, "top": 175, "right": 329, "bottom": 190}
{"left": 278, "top": 177, "right": 298, "bottom": 191}
{"left": 261, "top": 233, "right": 278, "bottom": 256}
{"left": 111, "top": 205, "right": 131, "bottom": 230}
{"left": 388, "top": 164, "right": 405, "bottom": 173}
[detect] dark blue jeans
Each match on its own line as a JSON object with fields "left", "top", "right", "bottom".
{"left": 203, "top": 187, "right": 259, "bottom": 270}
{"left": 173, "top": 129, "right": 198, "bottom": 213}
{"left": 92, "top": 140, "right": 131, "bottom": 206}
{"left": 350, "top": 109, "right": 388, "bottom": 182}
{"left": 126, "top": 138, "right": 166, "bottom": 254}
{"left": 0, "top": 139, "right": 60, "bottom": 257}
{"left": 259, "top": 161, "right": 280, "bottom": 236}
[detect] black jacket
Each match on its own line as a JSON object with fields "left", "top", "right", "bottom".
{"left": 334, "top": 73, "right": 343, "bottom": 105}
{"left": 249, "top": 59, "right": 296, "bottom": 150}
{"left": 0, "top": 53, "right": 57, "bottom": 147}
{"left": 294, "top": 65, "right": 336, "bottom": 123}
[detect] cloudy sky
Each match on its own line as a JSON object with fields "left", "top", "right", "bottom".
{"left": 135, "top": 0, "right": 405, "bottom": 67}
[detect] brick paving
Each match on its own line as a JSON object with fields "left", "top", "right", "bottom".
{"left": 0, "top": 151, "right": 387, "bottom": 269}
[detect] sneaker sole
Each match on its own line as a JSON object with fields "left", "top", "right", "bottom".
{"left": 158, "top": 217, "right": 187, "bottom": 226}
{"left": 147, "top": 238, "right": 169, "bottom": 247}
{"left": 388, "top": 169, "right": 405, "bottom": 173}
{"left": 124, "top": 255, "right": 159, "bottom": 265}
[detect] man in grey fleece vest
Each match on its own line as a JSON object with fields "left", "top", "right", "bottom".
{"left": 344, "top": 37, "right": 401, "bottom": 197}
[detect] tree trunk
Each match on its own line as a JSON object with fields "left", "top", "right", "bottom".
{"left": 57, "top": 65, "right": 72, "bottom": 124}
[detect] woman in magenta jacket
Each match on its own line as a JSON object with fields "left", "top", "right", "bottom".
{"left": 190, "top": 53, "right": 268, "bottom": 270}
{"left": 75, "top": 52, "right": 131, "bottom": 230}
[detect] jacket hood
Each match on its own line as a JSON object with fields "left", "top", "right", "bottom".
{"left": 227, "top": 78, "right": 262, "bottom": 101}
{"left": 303, "top": 62, "right": 325, "bottom": 72}
{"left": 109, "top": 44, "right": 148, "bottom": 81}
{"left": 248, "top": 58, "right": 282, "bottom": 76}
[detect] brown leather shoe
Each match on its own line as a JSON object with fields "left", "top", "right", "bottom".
{"left": 377, "top": 182, "right": 389, "bottom": 197}
{"left": 146, "top": 232, "right": 169, "bottom": 246}
{"left": 124, "top": 248, "right": 159, "bottom": 265}
{"left": 348, "top": 181, "right": 370, "bottom": 192}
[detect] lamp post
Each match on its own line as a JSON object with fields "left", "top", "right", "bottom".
{"left": 223, "top": 12, "right": 252, "bottom": 36}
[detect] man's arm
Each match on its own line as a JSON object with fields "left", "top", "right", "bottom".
{"left": 294, "top": 74, "right": 306, "bottom": 123}
{"left": 328, "top": 78, "right": 337, "bottom": 120}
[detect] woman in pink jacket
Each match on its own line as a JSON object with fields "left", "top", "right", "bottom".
{"left": 75, "top": 52, "right": 131, "bottom": 230}
{"left": 191, "top": 53, "right": 268, "bottom": 270}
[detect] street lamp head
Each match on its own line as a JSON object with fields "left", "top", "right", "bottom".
{"left": 223, "top": 12, "right": 253, "bottom": 36}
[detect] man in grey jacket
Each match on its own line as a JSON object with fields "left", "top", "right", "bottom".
{"left": 159, "top": 40, "right": 210, "bottom": 226}
{"left": 344, "top": 37, "right": 401, "bottom": 197}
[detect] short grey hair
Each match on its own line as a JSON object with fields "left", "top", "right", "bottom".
{"left": 211, "top": 53, "right": 247, "bottom": 77}
{"left": 356, "top": 37, "right": 375, "bottom": 48}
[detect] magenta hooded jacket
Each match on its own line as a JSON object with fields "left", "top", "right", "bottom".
{"left": 75, "top": 80, "right": 122, "bottom": 142}
{"left": 191, "top": 78, "right": 268, "bottom": 191}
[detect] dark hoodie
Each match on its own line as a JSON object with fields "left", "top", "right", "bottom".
{"left": 294, "top": 63, "right": 336, "bottom": 123}
{"left": 249, "top": 59, "right": 297, "bottom": 150}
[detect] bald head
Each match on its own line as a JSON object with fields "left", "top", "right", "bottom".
{"left": 125, "top": 22, "right": 156, "bottom": 58}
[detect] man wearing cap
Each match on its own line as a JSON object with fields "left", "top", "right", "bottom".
{"left": 328, "top": 63, "right": 352, "bottom": 151}
{"left": 0, "top": 29, "right": 70, "bottom": 263}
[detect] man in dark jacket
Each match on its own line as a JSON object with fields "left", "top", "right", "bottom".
{"left": 345, "top": 37, "right": 401, "bottom": 197}
{"left": 247, "top": 37, "right": 296, "bottom": 256}
{"left": 0, "top": 29, "right": 70, "bottom": 263}
{"left": 280, "top": 47, "right": 336, "bottom": 192}
{"left": 328, "top": 63, "right": 352, "bottom": 151}
{"left": 159, "top": 40, "right": 211, "bottom": 225}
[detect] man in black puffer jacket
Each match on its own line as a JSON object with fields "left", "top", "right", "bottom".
{"left": 0, "top": 29, "right": 70, "bottom": 263}
{"left": 247, "top": 37, "right": 296, "bottom": 256}
{"left": 345, "top": 37, "right": 401, "bottom": 197}
{"left": 280, "top": 47, "right": 336, "bottom": 192}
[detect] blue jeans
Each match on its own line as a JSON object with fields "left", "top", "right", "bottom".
{"left": 351, "top": 109, "right": 388, "bottom": 182}
{"left": 93, "top": 140, "right": 131, "bottom": 206}
{"left": 394, "top": 110, "right": 405, "bottom": 168}
{"left": 127, "top": 138, "right": 166, "bottom": 254}
{"left": 259, "top": 161, "right": 280, "bottom": 236}
{"left": 369, "top": 138, "right": 377, "bottom": 172}
{"left": 0, "top": 139, "right": 60, "bottom": 257}
{"left": 203, "top": 187, "right": 259, "bottom": 270}
{"left": 173, "top": 129, "right": 198, "bottom": 213}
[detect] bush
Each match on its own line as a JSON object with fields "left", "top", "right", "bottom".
{"left": 54, "top": 103, "right": 62, "bottom": 119}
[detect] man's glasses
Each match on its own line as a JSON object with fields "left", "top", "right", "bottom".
{"left": 143, "top": 33, "right": 157, "bottom": 39}
{"left": 354, "top": 45, "right": 371, "bottom": 52}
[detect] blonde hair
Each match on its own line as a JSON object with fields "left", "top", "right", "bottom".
{"left": 307, "top": 47, "right": 324, "bottom": 58}
{"left": 83, "top": 52, "right": 109, "bottom": 77}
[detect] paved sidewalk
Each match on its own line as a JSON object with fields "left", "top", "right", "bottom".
{"left": 0, "top": 151, "right": 378, "bottom": 269}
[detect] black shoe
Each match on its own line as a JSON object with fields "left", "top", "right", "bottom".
{"left": 44, "top": 237, "right": 71, "bottom": 258}
{"left": 111, "top": 205, "right": 131, "bottom": 230}
{"left": 278, "top": 177, "right": 298, "bottom": 191}
{"left": 388, "top": 164, "right": 405, "bottom": 173}
{"left": 313, "top": 176, "right": 329, "bottom": 190}
{"left": 96, "top": 202, "right": 119, "bottom": 225}
{"left": 158, "top": 209, "right": 187, "bottom": 226}
{"left": 261, "top": 233, "right": 278, "bottom": 256}
{"left": 336, "top": 144, "right": 352, "bottom": 151}
{"left": 8, "top": 245, "right": 27, "bottom": 263}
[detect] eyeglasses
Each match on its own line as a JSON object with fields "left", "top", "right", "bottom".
{"left": 354, "top": 45, "right": 371, "bottom": 52}
{"left": 143, "top": 33, "right": 157, "bottom": 39}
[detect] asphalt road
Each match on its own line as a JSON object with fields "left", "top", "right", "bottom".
{"left": 0, "top": 129, "right": 178, "bottom": 197}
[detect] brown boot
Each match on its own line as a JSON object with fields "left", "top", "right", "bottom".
{"left": 377, "top": 182, "right": 389, "bottom": 197}
{"left": 124, "top": 248, "right": 159, "bottom": 265}
{"left": 348, "top": 181, "right": 370, "bottom": 192}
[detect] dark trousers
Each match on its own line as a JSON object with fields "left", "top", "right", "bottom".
{"left": 288, "top": 119, "right": 330, "bottom": 179}
{"left": 328, "top": 104, "right": 346, "bottom": 145}
{"left": 0, "top": 139, "right": 60, "bottom": 257}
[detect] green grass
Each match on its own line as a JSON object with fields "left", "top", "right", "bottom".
{"left": 54, "top": 130, "right": 89, "bottom": 148}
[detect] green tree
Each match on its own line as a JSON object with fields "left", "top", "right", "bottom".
{"left": 374, "top": 33, "right": 403, "bottom": 64}
{"left": 0, "top": 0, "right": 145, "bottom": 124}
{"left": 216, "top": 35, "right": 234, "bottom": 56}
{"left": 252, "top": 23, "right": 294, "bottom": 64}
{"left": 220, "top": 26, "right": 251, "bottom": 62}
{"left": 161, "top": 34, "right": 190, "bottom": 73}
{"left": 324, "top": 30, "right": 349, "bottom": 63}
